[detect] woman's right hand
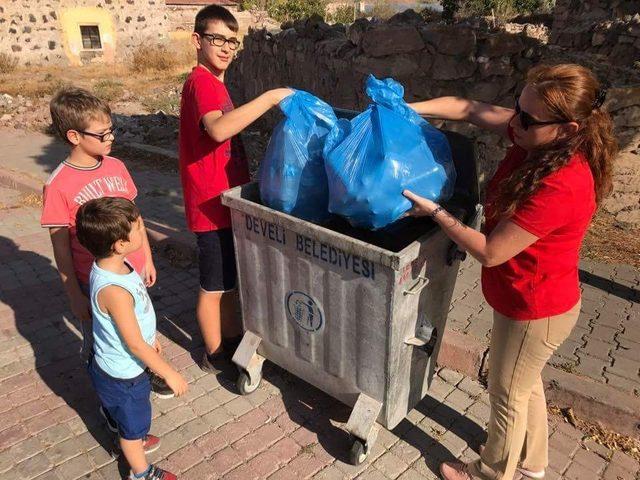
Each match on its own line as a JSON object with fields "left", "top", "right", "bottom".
{"left": 165, "top": 371, "right": 189, "bottom": 397}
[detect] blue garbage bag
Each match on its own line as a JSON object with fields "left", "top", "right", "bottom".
{"left": 323, "top": 75, "right": 456, "bottom": 230}
{"left": 259, "top": 89, "right": 337, "bottom": 223}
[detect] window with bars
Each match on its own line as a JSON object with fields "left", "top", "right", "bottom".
{"left": 80, "top": 25, "right": 102, "bottom": 49}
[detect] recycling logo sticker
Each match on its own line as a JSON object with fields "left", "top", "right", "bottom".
{"left": 285, "top": 291, "right": 324, "bottom": 333}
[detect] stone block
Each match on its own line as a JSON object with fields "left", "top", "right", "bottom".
{"left": 361, "top": 25, "right": 425, "bottom": 57}
{"left": 479, "top": 33, "right": 525, "bottom": 57}
{"left": 419, "top": 25, "right": 476, "bottom": 56}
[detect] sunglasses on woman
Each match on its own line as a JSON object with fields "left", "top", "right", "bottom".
{"left": 515, "top": 95, "right": 570, "bottom": 131}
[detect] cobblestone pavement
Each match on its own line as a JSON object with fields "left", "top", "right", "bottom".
{"left": 1, "top": 128, "right": 638, "bottom": 398}
{"left": 1, "top": 186, "right": 640, "bottom": 479}
{"left": 451, "top": 256, "right": 640, "bottom": 396}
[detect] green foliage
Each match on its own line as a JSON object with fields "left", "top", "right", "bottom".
{"left": 441, "top": 0, "right": 554, "bottom": 20}
{"left": 243, "top": 0, "right": 327, "bottom": 22}
{"left": 441, "top": 0, "right": 458, "bottom": 22}
{"left": 368, "top": 0, "right": 395, "bottom": 20}
{"left": 327, "top": 5, "right": 356, "bottom": 24}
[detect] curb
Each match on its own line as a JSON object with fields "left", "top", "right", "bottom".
{"left": 3, "top": 166, "right": 638, "bottom": 440}
{"left": 0, "top": 168, "right": 43, "bottom": 195}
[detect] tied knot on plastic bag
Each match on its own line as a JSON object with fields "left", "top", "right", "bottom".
{"left": 323, "top": 75, "right": 457, "bottom": 230}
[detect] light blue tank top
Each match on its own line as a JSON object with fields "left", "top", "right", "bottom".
{"left": 89, "top": 261, "right": 156, "bottom": 379}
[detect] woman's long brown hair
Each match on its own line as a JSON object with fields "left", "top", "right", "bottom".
{"left": 491, "top": 64, "right": 618, "bottom": 220}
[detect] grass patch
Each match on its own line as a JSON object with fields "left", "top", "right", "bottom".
{"left": 582, "top": 210, "right": 640, "bottom": 269}
{"left": 130, "top": 37, "right": 193, "bottom": 73}
{"left": 0, "top": 71, "right": 67, "bottom": 98}
{"left": 93, "top": 79, "right": 125, "bottom": 102}
{"left": 141, "top": 93, "right": 180, "bottom": 115}
{"left": 0, "top": 53, "right": 18, "bottom": 74}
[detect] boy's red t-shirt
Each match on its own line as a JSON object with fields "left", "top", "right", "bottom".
{"left": 40, "top": 156, "right": 146, "bottom": 285}
{"left": 481, "top": 131, "right": 596, "bottom": 320}
{"left": 179, "top": 66, "right": 250, "bottom": 232}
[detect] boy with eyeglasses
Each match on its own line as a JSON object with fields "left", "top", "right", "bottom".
{"left": 41, "top": 88, "right": 175, "bottom": 414}
{"left": 179, "top": 5, "right": 292, "bottom": 373}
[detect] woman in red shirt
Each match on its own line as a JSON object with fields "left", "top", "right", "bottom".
{"left": 406, "top": 64, "right": 617, "bottom": 480}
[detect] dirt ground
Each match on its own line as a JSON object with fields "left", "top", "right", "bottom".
{"left": 1, "top": 64, "right": 639, "bottom": 269}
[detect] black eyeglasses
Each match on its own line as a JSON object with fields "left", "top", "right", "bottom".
{"left": 201, "top": 33, "right": 240, "bottom": 51}
{"left": 78, "top": 128, "right": 117, "bottom": 142}
{"left": 515, "top": 95, "right": 570, "bottom": 131}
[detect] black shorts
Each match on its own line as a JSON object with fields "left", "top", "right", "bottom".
{"left": 196, "top": 228, "right": 238, "bottom": 293}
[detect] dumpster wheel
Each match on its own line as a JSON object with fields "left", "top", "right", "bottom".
{"left": 349, "top": 438, "right": 368, "bottom": 465}
{"left": 237, "top": 370, "right": 261, "bottom": 395}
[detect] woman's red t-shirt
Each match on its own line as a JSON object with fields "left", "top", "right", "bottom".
{"left": 481, "top": 134, "right": 596, "bottom": 320}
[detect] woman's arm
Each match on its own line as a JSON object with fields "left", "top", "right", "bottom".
{"left": 403, "top": 191, "right": 538, "bottom": 267}
{"left": 408, "top": 96, "right": 514, "bottom": 139}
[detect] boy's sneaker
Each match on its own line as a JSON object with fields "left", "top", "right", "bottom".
{"left": 142, "top": 435, "right": 161, "bottom": 454}
{"left": 99, "top": 405, "right": 118, "bottom": 434}
{"left": 129, "top": 464, "right": 177, "bottom": 480}
{"left": 150, "top": 373, "right": 175, "bottom": 399}
{"left": 111, "top": 435, "right": 162, "bottom": 457}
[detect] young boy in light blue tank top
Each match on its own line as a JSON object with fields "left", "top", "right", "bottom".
{"left": 76, "top": 197, "right": 188, "bottom": 480}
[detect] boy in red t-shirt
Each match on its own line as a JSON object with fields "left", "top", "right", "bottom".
{"left": 179, "top": 5, "right": 291, "bottom": 372}
{"left": 41, "top": 88, "right": 174, "bottom": 404}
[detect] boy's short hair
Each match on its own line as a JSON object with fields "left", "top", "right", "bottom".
{"left": 76, "top": 197, "right": 140, "bottom": 259}
{"left": 194, "top": 4, "right": 239, "bottom": 34}
{"left": 50, "top": 87, "right": 111, "bottom": 144}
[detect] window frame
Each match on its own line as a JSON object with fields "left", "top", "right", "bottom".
{"left": 79, "top": 24, "right": 103, "bottom": 50}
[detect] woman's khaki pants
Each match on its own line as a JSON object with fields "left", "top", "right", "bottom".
{"left": 471, "top": 301, "right": 581, "bottom": 480}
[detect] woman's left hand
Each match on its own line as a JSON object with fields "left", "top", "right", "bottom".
{"left": 402, "top": 190, "right": 440, "bottom": 217}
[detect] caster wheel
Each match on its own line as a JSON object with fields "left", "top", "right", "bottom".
{"left": 349, "top": 438, "right": 368, "bottom": 466}
{"left": 236, "top": 370, "right": 261, "bottom": 395}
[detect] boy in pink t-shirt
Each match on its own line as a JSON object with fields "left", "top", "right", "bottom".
{"left": 41, "top": 88, "right": 173, "bottom": 404}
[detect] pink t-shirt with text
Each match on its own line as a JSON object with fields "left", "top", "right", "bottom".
{"left": 40, "top": 156, "right": 146, "bottom": 285}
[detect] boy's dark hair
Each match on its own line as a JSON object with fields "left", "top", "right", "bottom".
{"left": 50, "top": 87, "right": 111, "bottom": 144}
{"left": 76, "top": 197, "right": 140, "bottom": 259}
{"left": 194, "top": 5, "right": 239, "bottom": 34}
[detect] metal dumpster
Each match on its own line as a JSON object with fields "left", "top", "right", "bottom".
{"left": 221, "top": 128, "right": 482, "bottom": 465}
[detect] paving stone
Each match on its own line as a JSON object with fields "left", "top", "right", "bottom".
{"left": 579, "top": 338, "right": 614, "bottom": 361}
{"left": 609, "top": 450, "right": 639, "bottom": 473}
{"left": 313, "top": 465, "right": 349, "bottom": 479}
{"left": 53, "top": 452, "right": 94, "bottom": 479}
{"left": 15, "top": 452, "right": 52, "bottom": 479}
{"left": 604, "top": 372, "right": 639, "bottom": 394}
{"left": 373, "top": 451, "right": 409, "bottom": 479}
{"left": 575, "top": 353, "right": 607, "bottom": 379}
{"left": 573, "top": 447, "right": 608, "bottom": 474}
{"left": 564, "top": 460, "right": 599, "bottom": 480}
{"left": 606, "top": 355, "right": 640, "bottom": 381}
{"left": 438, "top": 369, "right": 465, "bottom": 386}
{"left": 603, "top": 463, "right": 637, "bottom": 480}
{"left": 181, "top": 461, "right": 217, "bottom": 480}
{"left": 164, "top": 443, "right": 204, "bottom": 473}
{"left": 357, "top": 466, "right": 390, "bottom": 479}
{"left": 201, "top": 406, "right": 233, "bottom": 430}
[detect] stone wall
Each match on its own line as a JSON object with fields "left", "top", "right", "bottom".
{"left": 0, "top": 0, "right": 169, "bottom": 66}
{"left": 227, "top": 13, "right": 640, "bottom": 226}
{"left": 551, "top": 0, "right": 640, "bottom": 66}
{"left": 166, "top": 4, "right": 256, "bottom": 36}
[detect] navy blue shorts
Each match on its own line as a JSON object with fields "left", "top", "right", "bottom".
{"left": 88, "top": 359, "right": 151, "bottom": 440}
{"left": 196, "top": 228, "right": 238, "bottom": 292}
